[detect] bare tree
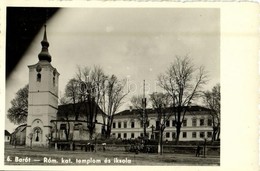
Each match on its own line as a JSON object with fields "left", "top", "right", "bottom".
{"left": 150, "top": 92, "right": 173, "bottom": 155}
{"left": 64, "top": 78, "right": 81, "bottom": 120}
{"left": 7, "top": 84, "right": 29, "bottom": 124}
{"left": 76, "top": 65, "right": 107, "bottom": 140}
{"left": 158, "top": 56, "right": 207, "bottom": 144}
{"left": 203, "top": 83, "right": 220, "bottom": 142}
{"left": 130, "top": 95, "right": 149, "bottom": 137}
{"left": 100, "top": 75, "right": 129, "bottom": 138}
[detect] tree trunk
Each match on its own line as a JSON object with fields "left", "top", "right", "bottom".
{"left": 160, "top": 129, "right": 163, "bottom": 155}
{"left": 88, "top": 125, "right": 94, "bottom": 140}
{"left": 175, "top": 122, "right": 181, "bottom": 145}
{"left": 216, "top": 126, "right": 220, "bottom": 140}
{"left": 212, "top": 126, "right": 218, "bottom": 143}
{"left": 144, "top": 122, "right": 147, "bottom": 137}
{"left": 106, "top": 127, "right": 111, "bottom": 138}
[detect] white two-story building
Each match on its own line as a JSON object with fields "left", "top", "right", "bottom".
{"left": 111, "top": 106, "right": 213, "bottom": 141}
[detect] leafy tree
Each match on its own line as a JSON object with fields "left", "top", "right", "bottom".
{"left": 7, "top": 84, "right": 28, "bottom": 124}
{"left": 203, "top": 83, "right": 220, "bottom": 142}
{"left": 158, "top": 56, "right": 207, "bottom": 144}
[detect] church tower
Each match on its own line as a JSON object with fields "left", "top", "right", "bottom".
{"left": 26, "top": 25, "right": 59, "bottom": 147}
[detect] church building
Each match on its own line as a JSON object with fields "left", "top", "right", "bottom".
{"left": 24, "top": 25, "right": 105, "bottom": 148}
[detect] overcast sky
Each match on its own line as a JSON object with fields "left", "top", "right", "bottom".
{"left": 6, "top": 8, "right": 220, "bottom": 132}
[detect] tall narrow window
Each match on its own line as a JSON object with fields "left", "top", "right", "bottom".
{"left": 182, "top": 132, "right": 187, "bottom": 138}
{"left": 172, "top": 120, "right": 176, "bottom": 127}
{"left": 200, "top": 119, "right": 205, "bottom": 126}
{"left": 124, "top": 121, "right": 127, "bottom": 128}
{"left": 208, "top": 119, "right": 212, "bottom": 126}
{"left": 166, "top": 120, "right": 170, "bottom": 127}
{"left": 183, "top": 119, "right": 187, "bottom": 127}
{"left": 53, "top": 77, "right": 55, "bottom": 86}
{"left": 192, "top": 132, "right": 197, "bottom": 138}
{"left": 192, "top": 118, "right": 197, "bottom": 127}
{"left": 172, "top": 132, "right": 176, "bottom": 139}
{"left": 131, "top": 121, "right": 135, "bottom": 128}
{"left": 37, "top": 73, "right": 41, "bottom": 82}
{"left": 166, "top": 132, "right": 170, "bottom": 138}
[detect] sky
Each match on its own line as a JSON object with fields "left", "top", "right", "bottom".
{"left": 5, "top": 8, "right": 220, "bottom": 132}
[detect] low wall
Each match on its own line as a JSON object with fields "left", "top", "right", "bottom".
{"left": 51, "top": 141, "right": 220, "bottom": 156}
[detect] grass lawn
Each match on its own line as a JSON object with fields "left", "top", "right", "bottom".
{"left": 4, "top": 144, "right": 220, "bottom": 166}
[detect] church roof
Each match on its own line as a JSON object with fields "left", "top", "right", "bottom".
{"left": 57, "top": 101, "right": 105, "bottom": 119}
{"left": 11, "top": 124, "right": 27, "bottom": 135}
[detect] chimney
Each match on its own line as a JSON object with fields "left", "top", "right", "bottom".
{"left": 129, "top": 106, "right": 133, "bottom": 112}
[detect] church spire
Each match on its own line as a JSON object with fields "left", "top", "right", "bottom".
{"left": 38, "top": 25, "right": 52, "bottom": 62}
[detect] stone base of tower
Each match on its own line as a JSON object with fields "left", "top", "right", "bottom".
{"left": 25, "top": 125, "right": 51, "bottom": 148}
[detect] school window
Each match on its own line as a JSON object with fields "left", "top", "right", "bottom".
{"left": 131, "top": 133, "right": 135, "bottom": 138}
{"left": 146, "top": 120, "right": 150, "bottom": 127}
{"left": 124, "top": 121, "right": 127, "bottom": 128}
{"left": 200, "top": 132, "right": 205, "bottom": 138}
{"left": 131, "top": 121, "right": 135, "bottom": 128}
{"left": 207, "top": 132, "right": 212, "bottom": 138}
{"left": 166, "top": 132, "right": 170, "bottom": 138}
{"left": 112, "top": 133, "right": 115, "bottom": 136}
{"left": 118, "top": 122, "right": 121, "bottom": 128}
{"left": 140, "top": 133, "right": 144, "bottom": 137}
{"left": 183, "top": 119, "right": 187, "bottom": 127}
{"left": 200, "top": 119, "right": 204, "bottom": 126}
{"left": 208, "top": 119, "right": 212, "bottom": 126}
{"left": 172, "top": 132, "right": 176, "bottom": 139}
{"left": 172, "top": 120, "right": 176, "bottom": 127}
{"left": 156, "top": 121, "right": 160, "bottom": 129}
{"left": 192, "top": 118, "right": 197, "bottom": 127}
{"left": 118, "top": 133, "right": 121, "bottom": 138}
{"left": 60, "top": 124, "right": 67, "bottom": 130}
{"left": 123, "top": 133, "right": 127, "bottom": 139}
{"left": 166, "top": 120, "right": 170, "bottom": 127}
{"left": 182, "top": 132, "right": 187, "bottom": 138}
{"left": 113, "top": 122, "right": 116, "bottom": 128}
{"left": 192, "top": 132, "right": 197, "bottom": 138}
{"left": 141, "top": 120, "right": 144, "bottom": 128}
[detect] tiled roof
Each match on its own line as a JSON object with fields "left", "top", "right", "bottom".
{"left": 57, "top": 101, "right": 105, "bottom": 119}
{"left": 115, "top": 105, "right": 211, "bottom": 116}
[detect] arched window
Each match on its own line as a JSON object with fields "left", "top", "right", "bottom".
{"left": 37, "top": 73, "right": 41, "bottom": 82}
{"left": 33, "top": 127, "right": 42, "bottom": 142}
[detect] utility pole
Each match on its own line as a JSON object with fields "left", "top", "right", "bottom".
{"left": 142, "top": 80, "right": 147, "bottom": 137}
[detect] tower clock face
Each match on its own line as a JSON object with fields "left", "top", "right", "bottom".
{"left": 36, "top": 65, "right": 42, "bottom": 72}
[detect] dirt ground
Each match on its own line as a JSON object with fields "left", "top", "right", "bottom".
{"left": 4, "top": 144, "right": 220, "bottom": 166}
